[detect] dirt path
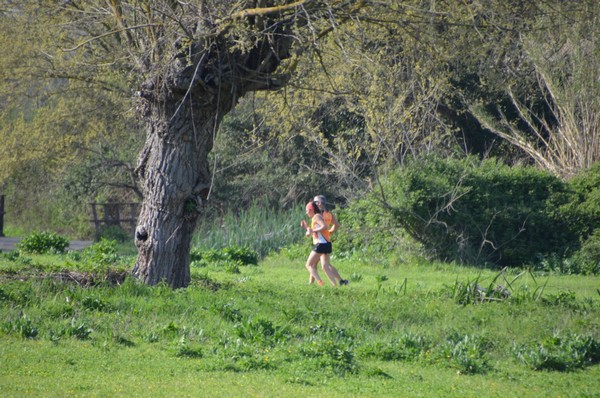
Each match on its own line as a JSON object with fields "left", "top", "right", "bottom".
{"left": 0, "top": 237, "right": 93, "bottom": 252}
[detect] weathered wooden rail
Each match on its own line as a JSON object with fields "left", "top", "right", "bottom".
{"left": 0, "top": 197, "right": 140, "bottom": 238}
{"left": 89, "top": 202, "right": 139, "bottom": 236}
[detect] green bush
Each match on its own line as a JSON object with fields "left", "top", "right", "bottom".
{"left": 434, "top": 334, "right": 491, "bottom": 375}
{"left": 222, "top": 246, "right": 258, "bottom": 265}
{"left": 572, "top": 229, "right": 600, "bottom": 275}
{"left": 300, "top": 325, "right": 357, "bottom": 375}
{"left": 2, "top": 314, "right": 39, "bottom": 339}
{"left": 190, "top": 245, "right": 258, "bottom": 267}
{"left": 81, "top": 238, "right": 119, "bottom": 267}
{"left": 514, "top": 334, "right": 600, "bottom": 372}
{"left": 350, "top": 157, "right": 578, "bottom": 267}
{"left": 357, "top": 333, "right": 430, "bottom": 361}
{"left": 63, "top": 318, "right": 93, "bottom": 340}
{"left": 558, "top": 162, "right": 600, "bottom": 239}
{"left": 17, "top": 231, "right": 70, "bottom": 254}
{"left": 233, "top": 318, "right": 289, "bottom": 346}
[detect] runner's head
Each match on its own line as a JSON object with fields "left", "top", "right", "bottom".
{"left": 313, "top": 195, "right": 327, "bottom": 210}
{"left": 306, "top": 201, "right": 321, "bottom": 215}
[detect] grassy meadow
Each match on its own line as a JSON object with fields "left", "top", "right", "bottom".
{"left": 0, "top": 208, "right": 599, "bottom": 397}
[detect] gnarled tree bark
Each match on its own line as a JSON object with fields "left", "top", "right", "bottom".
{"left": 132, "top": 94, "right": 225, "bottom": 287}
{"left": 131, "top": 4, "right": 301, "bottom": 288}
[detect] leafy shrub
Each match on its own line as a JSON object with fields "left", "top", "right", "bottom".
{"left": 300, "top": 339, "right": 356, "bottom": 375}
{"left": 190, "top": 245, "right": 258, "bottom": 267}
{"left": 222, "top": 246, "right": 258, "bottom": 265}
{"left": 81, "top": 238, "right": 119, "bottom": 268}
{"left": 537, "top": 231, "right": 600, "bottom": 275}
{"left": 213, "top": 302, "right": 243, "bottom": 323}
{"left": 298, "top": 324, "right": 357, "bottom": 375}
{"left": 558, "top": 162, "right": 600, "bottom": 239}
{"left": 537, "top": 254, "right": 585, "bottom": 275}
{"left": 63, "top": 318, "right": 93, "bottom": 340}
{"left": 17, "top": 256, "right": 32, "bottom": 266}
{"left": 334, "top": 201, "right": 411, "bottom": 260}
{"left": 17, "top": 231, "right": 69, "bottom": 254}
{"left": 279, "top": 243, "right": 306, "bottom": 260}
{"left": 2, "top": 250, "right": 20, "bottom": 262}
{"left": 572, "top": 229, "right": 600, "bottom": 275}
{"left": 224, "top": 261, "right": 241, "bottom": 274}
{"left": 66, "top": 250, "right": 82, "bottom": 262}
{"left": 0, "top": 284, "right": 33, "bottom": 306}
{"left": 541, "top": 291, "right": 589, "bottom": 312}
{"left": 0, "top": 287, "right": 8, "bottom": 302}
{"left": 434, "top": 334, "right": 491, "bottom": 374}
{"left": 358, "top": 333, "right": 430, "bottom": 361}
{"left": 234, "top": 318, "right": 289, "bottom": 346}
{"left": 533, "top": 163, "right": 600, "bottom": 274}
{"left": 350, "top": 156, "right": 579, "bottom": 267}
{"left": 2, "top": 314, "right": 39, "bottom": 339}
{"left": 514, "top": 334, "right": 600, "bottom": 372}
{"left": 81, "top": 296, "right": 109, "bottom": 312}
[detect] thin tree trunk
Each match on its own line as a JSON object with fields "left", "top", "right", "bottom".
{"left": 132, "top": 94, "right": 223, "bottom": 288}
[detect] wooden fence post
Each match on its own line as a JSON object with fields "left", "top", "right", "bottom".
{"left": 89, "top": 202, "right": 140, "bottom": 237}
{"left": 103, "top": 202, "right": 120, "bottom": 226}
{"left": 90, "top": 203, "right": 100, "bottom": 234}
{"left": 0, "top": 194, "right": 4, "bottom": 237}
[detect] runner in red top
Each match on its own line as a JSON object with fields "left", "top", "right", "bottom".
{"left": 314, "top": 195, "right": 349, "bottom": 286}
{"left": 300, "top": 201, "right": 336, "bottom": 286}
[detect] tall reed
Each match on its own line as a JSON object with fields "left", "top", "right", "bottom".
{"left": 192, "top": 203, "right": 305, "bottom": 257}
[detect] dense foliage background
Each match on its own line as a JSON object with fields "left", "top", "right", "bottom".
{"left": 1, "top": 1, "right": 599, "bottom": 271}
{"left": 1, "top": 4, "right": 599, "bottom": 395}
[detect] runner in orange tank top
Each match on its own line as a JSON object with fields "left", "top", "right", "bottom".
{"left": 300, "top": 201, "right": 338, "bottom": 286}
{"left": 313, "top": 195, "right": 349, "bottom": 286}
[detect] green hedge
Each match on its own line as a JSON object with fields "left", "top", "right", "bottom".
{"left": 558, "top": 162, "right": 600, "bottom": 239}
{"left": 343, "top": 157, "right": 595, "bottom": 267}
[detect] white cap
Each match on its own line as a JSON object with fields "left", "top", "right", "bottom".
{"left": 314, "top": 195, "right": 326, "bottom": 204}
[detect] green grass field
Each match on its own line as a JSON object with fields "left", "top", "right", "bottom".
{"left": 1, "top": 246, "right": 599, "bottom": 397}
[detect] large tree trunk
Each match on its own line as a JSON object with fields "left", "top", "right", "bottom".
{"left": 132, "top": 91, "right": 230, "bottom": 288}
{"left": 129, "top": 1, "right": 321, "bottom": 288}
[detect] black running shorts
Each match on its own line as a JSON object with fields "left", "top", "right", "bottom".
{"left": 313, "top": 242, "right": 332, "bottom": 254}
